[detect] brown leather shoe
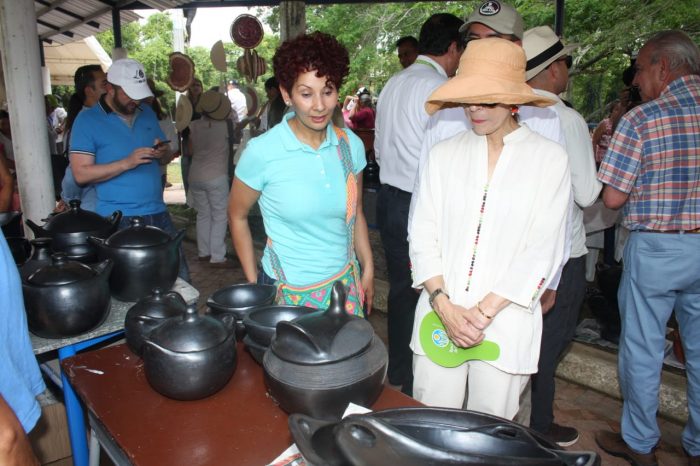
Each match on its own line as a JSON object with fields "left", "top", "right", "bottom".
{"left": 595, "top": 431, "right": 658, "bottom": 466}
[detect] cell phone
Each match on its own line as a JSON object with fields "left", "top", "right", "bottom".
{"left": 152, "top": 140, "right": 171, "bottom": 149}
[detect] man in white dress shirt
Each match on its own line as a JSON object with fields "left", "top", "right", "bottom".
{"left": 520, "top": 26, "right": 602, "bottom": 447}
{"left": 226, "top": 80, "right": 248, "bottom": 123}
{"left": 374, "top": 12, "right": 464, "bottom": 396}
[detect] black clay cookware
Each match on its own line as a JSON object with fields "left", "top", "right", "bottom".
{"left": 89, "top": 217, "right": 185, "bottom": 302}
{"left": 206, "top": 283, "right": 277, "bottom": 340}
{"left": 124, "top": 288, "right": 187, "bottom": 356}
{"left": 23, "top": 253, "right": 113, "bottom": 338}
{"left": 142, "top": 304, "right": 237, "bottom": 400}
{"left": 289, "top": 407, "right": 601, "bottom": 466}
{"left": 25, "top": 200, "right": 121, "bottom": 262}
{"left": 263, "top": 281, "right": 387, "bottom": 420}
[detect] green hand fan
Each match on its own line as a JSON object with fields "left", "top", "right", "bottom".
{"left": 419, "top": 311, "right": 500, "bottom": 368}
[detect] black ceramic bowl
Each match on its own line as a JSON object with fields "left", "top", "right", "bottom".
{"left": 243, "top": 334, "right": 267, "bottom": 365}
{"left": 206, "top": 284, "right": 277, "bottom": 338}
{"left": 243, "top": 305, "right": 315, "bottom": 347}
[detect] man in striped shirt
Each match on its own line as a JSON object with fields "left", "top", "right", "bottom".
{"left": 595, "top": 30, "right": 700, "bottom": 466}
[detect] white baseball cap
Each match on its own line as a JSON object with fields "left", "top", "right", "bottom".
{"left": 107, "top": 58, "right": 153, "bottom": 100}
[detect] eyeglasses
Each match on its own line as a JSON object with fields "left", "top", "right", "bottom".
{"left": 556, "top": 56, "right": 573, "bottom": 69}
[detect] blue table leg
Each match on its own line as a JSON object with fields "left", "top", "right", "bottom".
{"left": 59, "top": 344, "right": 88, "bottom": 466}
{"left": 57, "top": 330, "right": 124, "bottom": 466}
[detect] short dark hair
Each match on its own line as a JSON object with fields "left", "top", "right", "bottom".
{"left": 264, "top": 76, "right": 279, "bottom": 90}
{"left": 396, "top": 36, "right": 418, "bottom": 49}
{"left": 418, "top": 13, "right": 463, "bottom": 56}
{"left": 273, "top": 32, "right": 349, "bottom": 93}
{"left": 74, "top": 64, "right": 103, "bottom": 99}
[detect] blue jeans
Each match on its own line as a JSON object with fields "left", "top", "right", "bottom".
{"left": 118, "top": 211, "right": 191, "bottom": 283}
{"left": 618, "top": 231, "right": 700, "bottom": 455}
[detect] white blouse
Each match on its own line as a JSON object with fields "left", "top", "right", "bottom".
{"left": 409, "top": 125, "right": 571, "bottom": 374}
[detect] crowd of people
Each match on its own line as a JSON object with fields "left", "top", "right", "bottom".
{"left": 1, "top": 1, "right": 698, "bottom": 465}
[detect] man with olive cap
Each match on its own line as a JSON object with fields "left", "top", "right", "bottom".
{"left": 521, "top": 25, "right": 602, "bottom": 448}
{"left": 69, "top": 58, "right": 189, "bottom": 281}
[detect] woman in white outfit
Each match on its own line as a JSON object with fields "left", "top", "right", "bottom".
{"left": 409, "top": 38, "right": 571, "bottom": 420}
{"left": 188, "top": 90, "right": 232, "bottom": 267}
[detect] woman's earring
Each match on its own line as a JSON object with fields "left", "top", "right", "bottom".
{"left": 511, "top": 106, "right": 519, "bottom": 116}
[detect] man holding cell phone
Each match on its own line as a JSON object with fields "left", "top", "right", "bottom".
{"left": 70, "top": 58, "right": 190, "bottom": 281}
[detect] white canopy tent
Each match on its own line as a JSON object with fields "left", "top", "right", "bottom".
{"left": 42, "top": 36, "right": 112, "bottom": 86}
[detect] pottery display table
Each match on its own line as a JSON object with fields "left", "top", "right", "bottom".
{"left": 31, "top": 278, "right": 199, "bottom": 466}
{"left": 62, "top": 341, "right": 420, "bottom": 466}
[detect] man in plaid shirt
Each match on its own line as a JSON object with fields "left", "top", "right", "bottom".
{"left": 595, "top": 30, "right": 700, "bottom": 466}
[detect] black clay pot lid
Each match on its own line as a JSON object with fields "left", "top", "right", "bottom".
{"left": 43, "top": 200, "right": 115, "bottom": 233}
{"left": 105, "top": 217, "right": 170, "bottom": 248}
{"left": 148, "top": 304, "right": 230, "bottom": 352}
{"left": 27, "top": 253, "right": 97, "bottom": 286}
{"left": 270, "top": 281, "right": 373, "bottom": 365}
{"left": 128, "top": 288, "right": 187, "bottom": 319}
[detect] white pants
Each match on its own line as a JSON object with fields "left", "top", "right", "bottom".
{"left": 413, "top": 354, "right": 529, "bottom": 420}
{"left": 189, "top": 175, "right": 230, "bottom": 262}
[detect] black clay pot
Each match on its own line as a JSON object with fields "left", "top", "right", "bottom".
{"left": 25, "top": 200, "right": 121, "bottom": 263}
{"left": 242, "top": 334, "right": 267, "bottom": 365}
{"left": 289, "top": 408, "right": 600, "bottom": 466}
{"left": 243, "top": 305, "right": 315, "bottom": 347}
{"left": 263, "top": 281, "right": 387, "bottom": 420}
{"left": 23, "top": 253, "right": 113, "bottom": 339}
{"left": 89, "top": 217, "right": 185, "bottom": 302}
{"left": 6, "top": 236, "right": 30, "bottom": 265}
{"left": 206, "top": 283, "right": 277, "bottom": 340}
{"left": 142, "top": 304, "right": 237, "bottom": 400}
{"left": 19, "top": 238, "right": 53, "bottom": 281}
{"left": 125, "top": 288, "right": 187, "bottom": 356}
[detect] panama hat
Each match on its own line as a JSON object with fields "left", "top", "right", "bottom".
{"left": 523, "top": 26, "right": 578, "bottom": 81}
{"left": 425, "top": 38, "right": 555, "bottom": 115}
{"left": 195, "top": 90, "right": 231, "bottom": 121}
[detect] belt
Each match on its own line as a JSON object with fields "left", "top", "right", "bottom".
{"left": 636, "top": 228, "right": 700, "bottom": 234}
{"left": 382, "top": 184, "right": 412, "bottom": 198}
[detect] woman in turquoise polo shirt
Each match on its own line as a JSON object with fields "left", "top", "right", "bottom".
{"left": 229, "top": 32, "right": 374, "bottom": 316}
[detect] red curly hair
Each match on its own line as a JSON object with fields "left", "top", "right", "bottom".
{"left": 273, "top": 32, "right": 349, "bottom": 94}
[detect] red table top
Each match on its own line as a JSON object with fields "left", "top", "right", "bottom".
{"left": 62, "top": 342, "right": 420, "bottom": 465}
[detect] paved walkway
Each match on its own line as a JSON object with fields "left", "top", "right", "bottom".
{"left": 173, "top": 188, "right": 689, "bottom": 465}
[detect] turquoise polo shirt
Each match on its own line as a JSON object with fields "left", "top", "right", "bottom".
{"left": 70, "top": 97, "right": 166, "bottom": 217}
{"left": 236, "top": 113, "right": 366, "bottom": 286}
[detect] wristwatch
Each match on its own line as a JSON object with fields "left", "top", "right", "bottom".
{"left": 428, "top": 288, "right": 450, "bottom": 310}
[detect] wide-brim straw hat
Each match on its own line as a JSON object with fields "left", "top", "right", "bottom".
{"left": 195, "top": 90, "right": 231, "bottom": 121}
{"left": 175, "top": 95, "right": 193, "bottom": 132}
{"left": 425, "top": 38, "right": 556, "bottom": 115}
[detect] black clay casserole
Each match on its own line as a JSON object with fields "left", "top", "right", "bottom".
{"left": 25, "top": 200, "right": 121, "bottom": 262}
{"left": 289, "top": 407, "right": 600, "bottom": 466}
{"left": 23, "top": 253, "right": 113, "bottom": 338}
{"left": 89, "top": 217, "right": 185, "bottom": 302}
{"left": 263, "top": 281, "right": 387, "bottom": 420}
{"left": 125, "top": 288, "right": 187, "bottom": 356}
{"left": 142, "top": 304, "right": 237, "bottom": 400}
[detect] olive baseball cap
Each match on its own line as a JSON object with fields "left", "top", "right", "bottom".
{"left": 460, "top": 0, "right": 524, "bottom": 40}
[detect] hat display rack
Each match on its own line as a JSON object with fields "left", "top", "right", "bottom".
{"left": 230, "top": 14, "right": 266, "bottom": 84}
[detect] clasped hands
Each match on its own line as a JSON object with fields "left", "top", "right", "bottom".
{"left": 434, "top": 297, "right": 493, "bottom": 348}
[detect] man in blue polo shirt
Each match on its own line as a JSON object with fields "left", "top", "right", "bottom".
{"left": 69, "top": 58, "right": 189, "bottom": 281}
